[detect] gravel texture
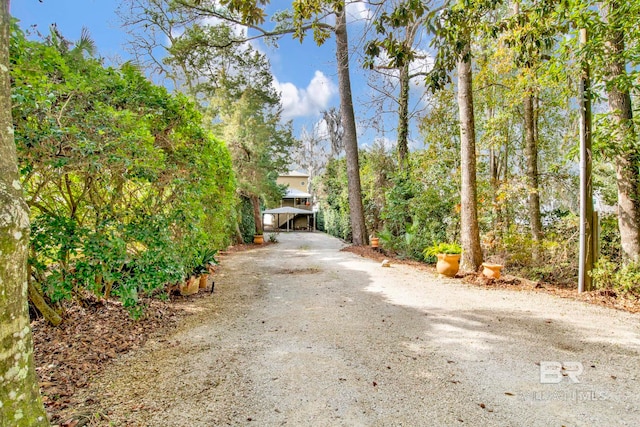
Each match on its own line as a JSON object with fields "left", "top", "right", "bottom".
{"left": 85, "top": 232, "right": 640, "bottom": 426}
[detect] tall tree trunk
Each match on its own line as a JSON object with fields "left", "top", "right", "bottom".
{"left": 457, "top": 41, "right": 483, "bottom": 271}
{"left": 489, "top": 145, "right": 498, "bottom": 226}
{"left": 487, "top": 104, "right": 501, "bottom": 233}
{"left": 0, "top": 1, "right": 49, "bottom": 424}
{"left": 524, "top": 88, "right": 543, "bottom": 260}
{"left": 250, "top": 195, "right": 263, "bottom": 235}
{"left": 604, "top": 1, "right": 640, "bottom": 261}
{"left": 335, "top": 6, "right": 367, "bottom": 245}
{"left": 397, "top": 60, "right": 410, "bottom": 172}
{"left": 502, "top": 128, "right": 510, "bottom": 232}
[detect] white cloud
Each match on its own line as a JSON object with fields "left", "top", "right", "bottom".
{"left": 274, "top": 71, "right": 337, "bottom": 119}
{"left": 346, "top": 1, "right": 373, "bottom": 23}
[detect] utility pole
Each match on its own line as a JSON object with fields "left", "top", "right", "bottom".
{"left": 578, "top": 28, "right": 594, "bottom": 293}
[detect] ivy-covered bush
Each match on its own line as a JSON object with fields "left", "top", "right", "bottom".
{"left": 238, "top": 196, "right": 257, "bottom": 243}
{"left": 319, "top": 158, "right": 351, "bottom": 241}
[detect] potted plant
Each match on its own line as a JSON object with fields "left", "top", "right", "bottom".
{"left": 195, "top": 248, "right": 218, "bottom": 289}
{"left": 423, "top": 242, "right": 462, "bottom": 278}
{"left": 253, "top": 234, "right": 264, "bottom": 244}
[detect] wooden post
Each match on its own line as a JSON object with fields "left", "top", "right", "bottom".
{"left": 578, "top": 28, "right": 594, "bottom": 293}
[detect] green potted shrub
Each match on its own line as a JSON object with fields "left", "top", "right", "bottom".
{"left": 423, "top": 242, "right": 462, "bottom": 278}
{"left": 180, "top": 248, "right": 218, "bottom": 294}
{"left": 195, "top": 248, "right": 218, "bottom": 289}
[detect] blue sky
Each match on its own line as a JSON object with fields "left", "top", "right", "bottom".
{"left": 12, "top": 1, "right": 427, "bottom": 148}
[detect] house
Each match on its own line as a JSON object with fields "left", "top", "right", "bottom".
{"left": 278, "top": 170, "right": 312, "bottom": 209}
{"left": 263, "top": 171, "right": 315, "bottom": 231}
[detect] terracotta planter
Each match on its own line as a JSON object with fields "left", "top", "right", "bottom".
{"left": 482, "top": 263, "right": 504, "bottom": 279}
{"left": 253, "top": 234, "right": 264, "bottom": 244}
{"left": 436, "top": 254, "right": 461, "bottom": 278}
{"left": 199, "top": 273, "right": 209, "bottom": 289}
{"left": 180, "top": 276, "right": 199, "bottom": 296}
{"left": 370, "top": 237, "right": 380, "bottom": 249}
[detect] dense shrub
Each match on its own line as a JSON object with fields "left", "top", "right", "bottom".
{"left": 319, "top": 158, "right": 351, "bottom": 241}
{"left": 12, "top": 25, "right": 236, "bottom": 317}
{"left": 238, "top": 197, "right": 257, "bottom": 243}
{"left": 592, "top": 258, "right": 640, "bottom": 296}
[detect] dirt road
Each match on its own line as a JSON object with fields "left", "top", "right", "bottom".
{"left": 88, "top": 232, "right": 640, "bottom": 426}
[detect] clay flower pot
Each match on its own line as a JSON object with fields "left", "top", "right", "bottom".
{"left": 370, "top": 237, "right": 380, "bottom": 249}
{"left": 199, "top": 273, "right": 209, "bottom": 289}
{"left": 436, "top": 254, "right": 461, "bottom": 278}
{"left": 180, "top": 276, "right": 199, "bottom": 296}
{"left": 482, "top": 263, "right": 504, "bottom": 279}
{"left": 253, "top": 234, "right": 264, "bottom": 244}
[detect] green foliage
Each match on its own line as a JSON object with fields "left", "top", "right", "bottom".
{"left": 304, "top": 0, "right": 639, "bottom": 288}
{"left": 267, "top": 232, "right": 279, "bottom": 243}
{"left": 592, "top": 257, "right": 640, "bottom": 296}
{"left": 360, "top": 143, "right": 394, "bottom": 235}
{"left": 208, "top": 46, "right": 295, "bottom": 234}
{"left": 188, "top": 247, "right": 218, "bottom": 277}
{"left": 318, "top": 158, "right": 351, "bottom": 241}
{"left": 487, "top": 212, "right": 579, "bottom": 283}
{"left": 11, "top": 24, "right": 236, "bottom": 317}
{"left": 315, "top": 207, "right": 325, "bottom": 232}
{"left": 598, "top": 214, "right": 623, "bottom": 262}
{"left": 423, "top": 242, "right": 462, "bottom": 259}
{"left": 238, "top": 197, "right": 257, "bottom": 243}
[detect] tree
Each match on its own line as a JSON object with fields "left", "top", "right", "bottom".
{"left": 364, "top": 0, "right": 431, "bottom": 172}
{"left": 429, "top": 2, "right": 494, "bottom": 271}
{"left": 11, "top": 23, "right": 236, "bottom": 316}
{"left": 601, "top": 0, "right": 640, "bottom": 262}
{"left": 500, "top": 0, "right": 560, "bottom": 261}
{"left": 456, "top": 36, "right": 483, "bottom": 271}
{"left": 331, "top": 3, "right": 368, "bottom": 245}
{"left": 293, "top": 124, "right": 327, "bottom": 199}
{"left": 321, "top": 107, "right": 344, "bottom": 159}
{"left": 120, "top": 3, "right": 297, "bottom": 238}
{"left": 142, "top": 0, "right": 369, "bottom": 244}
{"left": 118, "top": 0, "right": 198, "bottom": 89}
{"left": 0, "top": 1, "right": 49, "bottom": 424}
{"left": 211, "top": 47, "right": 295, "bottom": 236}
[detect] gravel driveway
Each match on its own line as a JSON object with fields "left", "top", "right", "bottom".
{"left": 90, "top": 232, "right": 640, "bottom": 426}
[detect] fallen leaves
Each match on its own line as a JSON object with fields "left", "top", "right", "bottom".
{"left": 32, "top": 295, "right": 190, "bottom": 424}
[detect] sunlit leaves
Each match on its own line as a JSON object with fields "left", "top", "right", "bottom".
{"left": 11, "top": 23, "right": 236, "bottom": 314}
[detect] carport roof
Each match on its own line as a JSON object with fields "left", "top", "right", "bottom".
{"left": 262, "top": 207, "right": 314, "bottom": 215}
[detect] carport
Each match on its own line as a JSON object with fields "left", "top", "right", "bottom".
{"left": 262, "top": 206, "right": 316, "bottom": 232}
